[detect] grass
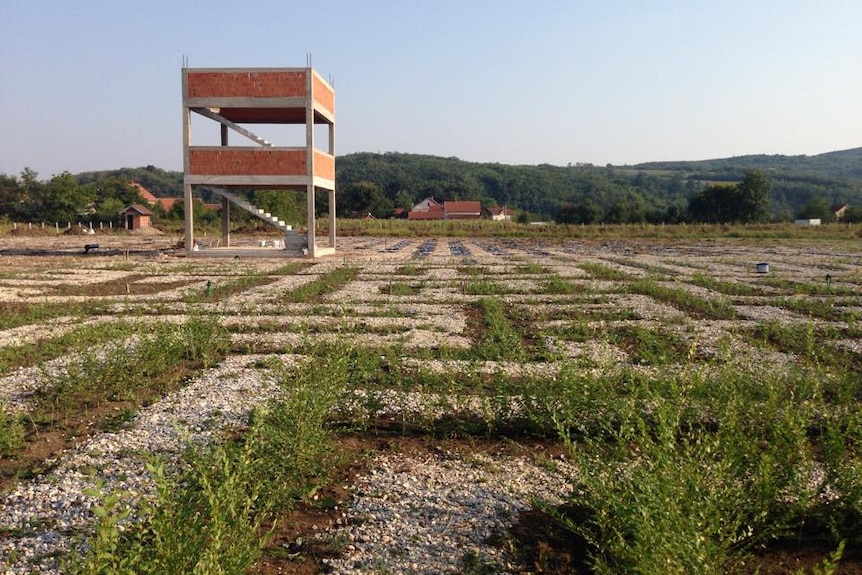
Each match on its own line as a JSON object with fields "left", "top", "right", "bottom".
{"left": 4, "top": 233, "right": 862, "bottom": 573}
{"left": 68, "top": 346, "right": 349, "bottom": 575}
{"left": 630, "top": 278, "right": 738, "bottom": 319}
{"left": 0, "top": 301, "right": 108, "bottom": 331}
{"left": 2, "top": 317, "right": 230, "bottom": 470}
{"left": 379, "top": 280, "right": 420, "bottom": 296}
{"left": 182, "top": 270, "right": 281, "bottom": 303}
{"left": 578, "top": 262, "right": 634, "bottom": 282}
{"left": 690, "top": 273, "right": 766, "bottom": 296}
{"left": 281, "top": 266, "right": 358, "bottom": 302}
{"left": 553, "top": 359, "right": 861, "bottom": 573}
{"left": 471, "top": 297, "right": 529, "bottom": 362}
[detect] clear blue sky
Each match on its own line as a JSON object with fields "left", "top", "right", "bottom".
{"left": 1, "top": 0, "right": 860, "bottom": 178}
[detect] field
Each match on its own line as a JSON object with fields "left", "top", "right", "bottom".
{"left": 0, "top": 232, "right": 860, "bottom": 574}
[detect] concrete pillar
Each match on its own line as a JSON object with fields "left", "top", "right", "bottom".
{"left": 221, "top": 197, "right": 230, "bottom": 247}
{"left": 329, "top": 188, "right": 336, "bottom": 249}
{"left": 306, "top": 67, "right": 316, "bottom": 257}
{"left": 328, "top": 121, "right": 336, "bottom": 249}
{"left": 183, "top": 183, "right": 194, "bottom": 254}
{"left": 307, "top": 186, "right": 316, "bottom": 257}
{"left": 181, "top": 72, "right": 193, "bottom": 255}
{"left": 220, "top": 126, "right": 230, "bottom": 247}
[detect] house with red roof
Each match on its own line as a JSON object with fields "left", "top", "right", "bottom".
{"left": 407, "top": 197, "right": 482, "bottom": 220}
{"left": 129, "top": 182, "right": 179, "bottom": 212}
{"left": 486, "top": 206, "right": 515, "bottom": 221}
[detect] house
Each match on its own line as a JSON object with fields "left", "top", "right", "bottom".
{"left": 408, "top": 197, "right": 445, "bottom": 220}
{"left": 121, "top": 204, "right": 154, "bottom": 230}
{"left": 407, "top": 197, "right": 483, "bottom": 220}
{"left": 443, "top": 201, "right": 482, "bottom": 219}
{"left": 832, "top": 203, "right": 848, "bottom": 220}
{"left": 410, "top": 197, "right": 442, "bottom": 212}
{"left": 130, "top": 182, "right": 179, "bottom": 212}
{"left": 487, "top": 206, "right": 515, "bottom": 222}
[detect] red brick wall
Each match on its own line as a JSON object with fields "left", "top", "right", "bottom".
{"left": 187, "top": 71, "right": 307, "bottom": 98}
{"left": 189, "top": 149, "right": 308, "bottom": 176}
{"left": 312, "top": 74, "right": 335, "bottom": 116}
{"left": 314, "top": 151, "right": 335, "bottom": 181}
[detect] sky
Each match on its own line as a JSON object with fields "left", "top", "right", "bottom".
{"left": 1, "top": 0, "right": 860, "bottom": 178}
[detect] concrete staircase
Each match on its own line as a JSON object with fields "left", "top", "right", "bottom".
{"left": 191, "top": 108, "right": 273, "bottom": 147}
{"left": 209, "top": 188, "right": 307, "bottom": 249}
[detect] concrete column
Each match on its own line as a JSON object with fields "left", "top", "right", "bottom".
{"left": 306, "top": 67, "right": 316, "bottom": 257}
{"left": 220, "top": 126, "right": 230, "bottom": 247}
{"left": 183, "top": 183, "right": 194, "bottom": 254}
{"left": 181, "top": 72, "right": 194, "bottom": 255}
{"left": 328, "top": 187, "right": 336, "bottom": 249}
{"left": 307, "top": 186, "right": 316, "bottom": 257}
{"left": 328, "top": 121, "right": 335, "bottom": 249}
{"left": 221, "top": 197, "right": 230, "bottom": 247}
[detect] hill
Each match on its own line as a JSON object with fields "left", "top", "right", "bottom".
{"left": 69, "top": 147, "right": 862, "bottom": 223}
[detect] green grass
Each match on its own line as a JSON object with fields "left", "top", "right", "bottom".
{"left": 514, "top": 263, "right": 548, "bottom": 274}
{"left": 552, "top": 359, "right": 861, "bottom": 573}
{"left": 68, "top": 346, "right": 349, "bottom": 575}
{"left": 182, "top": 271, "right": 281, "bottom": 303}
{"left": 0, "top": 301, "right": 108, "bottom": 331}
{"left": 630, "top": 278, "right": 738, "bottom": 320}
{"left": 472, "top": 297, "right": 528, "bottom": 362}
{"left": 379, "top": 281, "right": 420, "bottom": 296}
{"left": 281, "top": 266, "right": 358, "bottom": 303}
{"left": 690, "top": 273, "right": 766, "bottom": 296}
{"left": 463, "top": 278, "right": 503, "bottom": 295}
{"left": 578, "top": 262, "right": 634, "bottom": 282}
{"left": 537, "top": 276, "right": 578, "bottom": 295}
{"left": 606, "top": 325, "right": 692, "bottom": 365}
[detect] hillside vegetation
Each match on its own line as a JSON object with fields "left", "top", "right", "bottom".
{"left": 2, "top": 148, "right": 860, "bottom": 225}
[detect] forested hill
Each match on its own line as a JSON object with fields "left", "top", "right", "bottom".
{"left": 334, "top": 149, "right": 862, "bottom": 221}
{"left": 67, "top": 147, "right": 862, "bottom": 223}
{"left": 631, "top": 147, "right": 862, "bottom": 181}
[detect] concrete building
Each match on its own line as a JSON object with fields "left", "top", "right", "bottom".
{"left": 181, "top": 67, "right": 336, "bottom": 257}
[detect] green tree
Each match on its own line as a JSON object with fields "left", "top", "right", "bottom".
{"left": 252, "top": 190, "right": 305, "bottom": 225}
{"left": 42, "top": 172, "right": 95, "bottom": 222}
{"left": 736, "top": 169, "right": 772, "bottom": 223}
{"left": 842, "top": 206, "right": 862, "bottom": 223}
{"left": 687, "top": 184, "right": 738, "bottom": 223}
{"left": 796, "top": 196, "right": 834, "bottom": 222}
{"left": 340, "top": 181, "right": 392, "bottom": 218}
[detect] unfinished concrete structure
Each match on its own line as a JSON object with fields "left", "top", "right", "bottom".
{"left": 181, "top": 67, "right": 336, "bottom": 257}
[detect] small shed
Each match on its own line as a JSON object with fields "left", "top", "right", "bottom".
{"left": 121, "top": 204, "right": 153, "bottom": 230}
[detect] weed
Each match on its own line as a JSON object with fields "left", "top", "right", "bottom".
{"left": 538, "top": 276, "right": 576, "bottom": 295}
{"left": 578, "top": 262, "right": 633, "bottom": 281}
{"left": 282, "top": 266, "right": 358, "bottom": 302}
{"left": 631, "top": 278, "right": 737, "bottom": 319}
{"left": 0, "top": 404, "right": 25, "bottom": 457}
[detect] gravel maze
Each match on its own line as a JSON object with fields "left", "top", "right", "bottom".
{"left": 1, "top": 235, "right": 861, "bottom": 573}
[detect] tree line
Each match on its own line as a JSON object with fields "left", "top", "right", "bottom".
{"left": 1, "top": 148, "right": 860, "bottom": 226}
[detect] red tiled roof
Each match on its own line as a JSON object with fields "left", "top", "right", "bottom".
{"left": 121, "top": 204, "right": 154, "bottom": 216}
{"left": 129, "top": 182, "right": 158, "bottom": 203}
{"left": 444, "top": 201, "right": 482, "bottom": 217}
{"left": 408, "top": 210, "right": 445, "bottom": 220}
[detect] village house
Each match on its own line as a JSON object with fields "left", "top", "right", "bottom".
{"left": 486, "top": 206, "right": 516, "bottom": 221}
{"left": 130, "top": 182, "right": 178, "bottom": 212}
{"left": 407, "top": 197, "right": 482, "bottom": 220}
{"left": 832, "top": 203, "right": 848, "bottom": 220}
